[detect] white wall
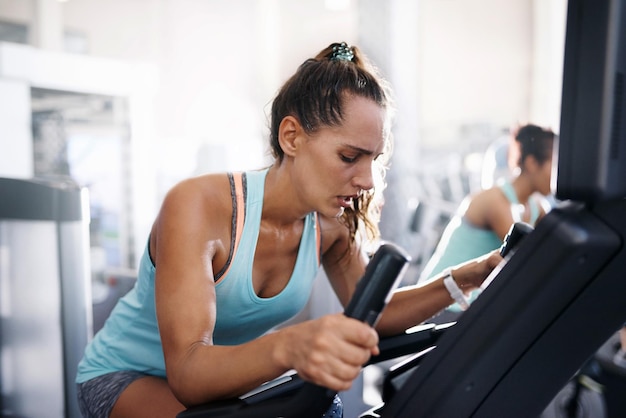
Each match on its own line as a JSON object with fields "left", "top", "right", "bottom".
{"left": 0, "top": 0, "right": 33, "bottom": 22}
{"left": 0, "top": 0, "right": 569, "bottom": 174}
{"left": 0, "top": 77, "right": 31, "bottom": 178}
{"left": 530, "top": 0, "right": 567, "bottom": 131}
{"left": 56, "top": 0, "right": 359, "bottom": 194}
{"left": 415, "top": 0, "right": 566, "bottom": 147}
{"left": 417, "top": 0, "right": 533, "bottom": 146}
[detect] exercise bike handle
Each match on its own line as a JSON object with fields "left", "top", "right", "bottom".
{"left": 500, "top": 221, "right": 534, "bottom": 257}
{"left": 257, "top": 242, "right": 410, "bottom": 418}
{"left": 344, "top": 242, "right": 411, "bottom": 325}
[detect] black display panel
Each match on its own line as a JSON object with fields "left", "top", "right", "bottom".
{"left": 555, "top": 0, "right": 626, "bottom": 203}
{"left": 380, "top": 200, "right": 626, "bottom": 417}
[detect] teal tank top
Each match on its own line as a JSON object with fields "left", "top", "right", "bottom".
{"left": 212, "top": 169, "right": 321, "bottom": 344}
{"left": 76, "top": 168, "right": 321, "bottom": 383}
{"left": 418, "top": 180, "right": 540, "bottom": 311}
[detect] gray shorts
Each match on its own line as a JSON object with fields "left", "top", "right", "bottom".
{"left": 76, "top": 371, "right": 146, "bottom": 418}
{"left": 76, "top": 371, "right": 343, "bottom": 418}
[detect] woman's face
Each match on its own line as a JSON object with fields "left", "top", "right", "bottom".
{"left": 539, "top": 157, "right": 552, "bottom": 196}
{"left": 537, "top": 154, "right": 554, "bottom": 195}
{"left": 291, "top": 95, "right": 388, "bottom": 218}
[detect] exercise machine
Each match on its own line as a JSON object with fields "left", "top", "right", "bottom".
{"left": 364, "top": 0, "right": 626, "bottom": 415}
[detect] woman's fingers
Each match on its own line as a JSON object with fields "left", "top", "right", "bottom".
{"left": 290, "top": 314, "right": 378, "bottom": 391}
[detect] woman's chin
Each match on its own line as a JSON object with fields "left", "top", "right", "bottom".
{"left": 322, "top": 206, "right": 345, "bottom": 219}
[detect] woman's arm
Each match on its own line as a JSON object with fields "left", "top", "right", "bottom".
{"left": 321, "top": 214, "right": 503, "bottom": 338}
{"left": 152, "top": 177, "right": 288, "bottom": 405}
{"left": 320, "top": 222, "right": 369, "bottom": 308}
{"left": 376, "top": 251, "right": 503, "bottom": 336}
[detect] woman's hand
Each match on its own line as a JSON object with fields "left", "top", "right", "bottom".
{"left": 275, "top": 313, "right": 379, "bottom": 392}
{"left": 449, "top": 250, "right": 504, "bottom": 292}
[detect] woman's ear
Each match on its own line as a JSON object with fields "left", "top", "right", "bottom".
{"left": 278, "top": 116, "right": 303, "bottom": 158}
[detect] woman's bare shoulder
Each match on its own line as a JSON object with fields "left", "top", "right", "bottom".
{"left": 150, "top": 172, "right": 235, "bottom": 255}
{"left": 156, "top": 172, "right": 234, "bottom": 227}
{"left": 463, "top": 187, "right": 510, "bottom": 225}
{"left": 164, "top": 172, "right": 231, "bottom": 204}
{"left": 469, "top": 186, "right": 511, "bottom": 207}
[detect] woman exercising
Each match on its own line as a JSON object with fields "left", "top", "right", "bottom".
{"left": 76, "top": 42, "right": 502, "bottom": 418}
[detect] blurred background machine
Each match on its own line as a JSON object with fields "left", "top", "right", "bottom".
{"left": 0, "top": 177, "right": 92, "bottom": 418}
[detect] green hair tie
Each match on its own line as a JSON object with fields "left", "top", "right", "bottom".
{"left": 331, "top": 42, "right": 354, "bottom": 62}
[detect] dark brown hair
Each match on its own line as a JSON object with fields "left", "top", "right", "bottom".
{"left": 269, "top": 42, "right": 394, "bottom": 248}
{"left": 513, "top": 124, "right": 556, "bottom": 168}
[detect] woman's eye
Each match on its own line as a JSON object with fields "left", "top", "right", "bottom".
{"left": 340, "top": 154, "right": 358, "bottom": 163}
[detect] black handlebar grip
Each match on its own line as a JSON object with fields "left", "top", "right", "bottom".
{"left": 500, "top": 222, "right": 534, "bottom": 257}
{"left": 279, "top": 243, "right": 410, "bottom": 418}
{"left": 344, "top": 242, "right": 411, "bottom": 325}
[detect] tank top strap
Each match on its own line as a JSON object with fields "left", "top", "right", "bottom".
{"left": 241, "top": 169, "right": 268, "bottom": 235}
{"left": 214, "top": 172, "right": 246, "bottom": 282}
{"left": 498, "top": 180, "right": 519, "bottom": 205}
{"left": 528, "top": 196, "right": 541, "bottom": 224}
{"left": 313, "top": 211, "right": 322, "bottom": 265}
{"left": 498, "top": 179, "right": 543, "bottom": 225}
{"left": 243, "top": 168, "right": 321, "bottom": 267}
{"left": 216, "top": 168, "right": 320, "bottom": 282}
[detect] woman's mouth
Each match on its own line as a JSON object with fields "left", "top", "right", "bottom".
{"left": 338, "top": 195, "right": 355, "bottom": 209}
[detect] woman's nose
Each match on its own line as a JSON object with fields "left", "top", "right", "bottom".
{"left": 353, "top": 162, "right": 375, "bottom": 191}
